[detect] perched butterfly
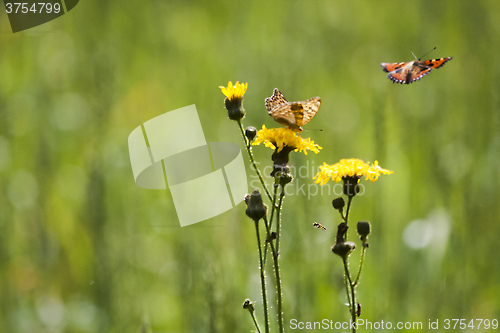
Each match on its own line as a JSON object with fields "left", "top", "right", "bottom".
{"left": 265, "top": 88, "right": 321, "bottom": 132}
{"left": 381, "top": 51, "right": 453, "bottom": 84}
{"left": 313, "top": 222, "right": 327, "bottom": 231}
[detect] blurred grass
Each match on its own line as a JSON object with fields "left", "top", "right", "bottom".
{"left": 0, "top": 0, "right": 499, "bottom": 332}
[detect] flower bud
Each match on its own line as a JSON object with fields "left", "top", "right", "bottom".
{"left": 270, "top": 146, "right": 295, "bottom": 177}
{"left": 245, "top": 126, "right": 257, "bottom": 142}
{"left": 278, "top": 169, "right": 293, "bottom": 187}
{"left": 245, "top": 189, "right": 268, "bottom": 221}
{"left": 242, "top": 299, "right": 255, "bottom": 312}
{"left": 332, "top": 241, "right": 356, "bottom": 258}
{"left": 332, "top": 197, "right": 345, "bottom": 210}
{"left": 357, "top": 220, "right": 371, "bottom": 238}
{"left": 335, "top": 222, "right": 349, "bottom": 244}
{"left": 224, "top": 97, "right": 246, "bottom": 121}
{"left": 331, "top": 222, "right": 355, "bottom": 258}
{"left": 342, "top": 176, "right": 360, "bottom": 197}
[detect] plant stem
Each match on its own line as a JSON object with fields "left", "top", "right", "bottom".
{"left": 344, "top": 196, "right": 353, "bottom": 224}
{"left": 249, "top": 309, "right": 262, "bottom": 333}
{"left": 343, "top": 272, "right": 352, "bottom": 308}
{"left": 237, "top": 120, "right": 273, "bottom": 202}
{"left": 275, "top": 185, "right": 285, "bottom": 257}
{"left": 264, "top": 216, "right": 284, "bottom": 333}
{"left": 354, "top": 244, "right": 367, "bottom": 287}
{"left": 342, "top": 257, "right": 357, "bottom": 333}
{"left": 269, "top": 184, "right": 286, "bottom": 333}
{"left": 343, "top": 196, "right": 354, "bottom": 240}
{"left": 254, "top": 219, "right": 270, "bottom": 333}
{"left": 263, "top": 180, "right": 279, "bottom": 266}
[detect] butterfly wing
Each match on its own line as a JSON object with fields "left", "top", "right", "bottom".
{"left": 266, "top": 88, "right": 296, "bottom": 129}
{"left": 295, "top": 97, "right": 321, "bottom": 127}
{"left": 265, "top": 88, "right": 288, "bottom": 113}
{"left": 382, "top": 57, "right": 453, "bottom": 84}
{"left": 266, "top": 89, "right": 320, "bottom": 132}
{"left": 269, "top": 103, "right": 296, "bottom": 129}
{"left": 380, "top": 62, "right": 410, "bottom": 73}
{"left": 391, "top": 65, "right": 432, "bottom": 84}
{"left": 382, "top": 61, "right": 413, "bottom": 84}
{"left": 422, "top": 57, "right": 453, "bottom": 69}
{"left": 382, "top": 60, "right": 429, "bottom": 84}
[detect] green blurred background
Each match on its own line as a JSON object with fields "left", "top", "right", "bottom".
{"left": 1, "top": 0, "right": 499, "bottom": 332}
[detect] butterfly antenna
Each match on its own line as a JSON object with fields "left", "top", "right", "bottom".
{"left": 414, "top": 47, "right": 437, "bottom": 60}
{"left": 305, "top": 128, "right": 323, "bottom": 132}
{"left": 410, "top": 46, "right": 437, "bottom": 60}
{"left": 410, "top": 51, "right": 418, "bottom": 60}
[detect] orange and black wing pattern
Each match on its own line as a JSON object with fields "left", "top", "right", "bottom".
{"left": 380, "top": 62, "right": 410, "bottom": 73}
{"left": 422, "top": 57, "right": 453, "bottom": 69}
{"left": 381, "top": 57, "right": 452, "bottom": 84}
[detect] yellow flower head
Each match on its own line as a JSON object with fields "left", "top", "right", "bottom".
{"left": 314, "top": 158, "right": 393, "bottom": 185}
{"left": 219, "top": 81, "right": 248, "bottom": 101}
{"left": 252, "top": 125, "right": 322, "bottom": 155}
{"left": 219, "top": 81, "right": 248, "bottom": 121}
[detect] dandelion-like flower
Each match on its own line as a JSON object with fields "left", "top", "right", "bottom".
{"left": 252, "top": 125, "right": 322, "bottom": 155}
{"left": 253, "top": 125, "right": 322, "bottom": 178}
{"left": 314, "top": 158, "right": 393, "bottom": 185}
{"left": 219, "top": 81, "right": 248, "bottom": 121}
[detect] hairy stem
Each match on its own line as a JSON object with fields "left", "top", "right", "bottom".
{"left": 272, "top": 185, "right": 286, "bottom": 333}
{"left": 263, "top": 180, "right": 279, "bottom": 266}
{"left": 342, "top": 257, "right": 357, "bottom": 333}
{"left": 254, "top": 219, "right": 270, "bottom": 333}
{"left": 249, "top": 309, "right": 262, "bottom": 333}
{"left": 237, "top": 120, "right": 272, "bottom": 202}
{"left": 354, "top": 244, "right": 367, "bottom": 287}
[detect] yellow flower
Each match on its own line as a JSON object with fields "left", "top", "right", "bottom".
{"left": 219, "top": 81, "right": 248, "bottom": 101}
{"left": 314, "top": 158, "right": 393, "bottom": 185}
{"left": 252, "top": 125, "right": 322, "bottom": 155}
{"left": 219, "top": 81, "right": 248, "bottom": 121}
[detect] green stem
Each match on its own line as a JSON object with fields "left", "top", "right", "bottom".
{"left": 343, "top": 271, "right": 352, "bottom": 308}
{"left": 342, "top": 257, "right": 357, "bottom": 333}
{"left": 254, "top": 219, "right": 270, "bottom": 333}
{"left": 275, "top": 185, "right": 285, "bottom": 257}
{"left": 237, "top": 120, "right": 273, "bottom": 202}
{"left": 249, "top": 309, "right": 262, "bottom": 333}
{"left": 270, "top": 184, "right": 286, "bottom": 333}
{"left": 353, "top": 244, "right": 367, "bottom": 287}
{"left": 263, "top": 180, "right": 279, "bottom": 266}
{"left": 343, "top": 196, "right": 354, "bottom": 240}
{"left": 272, "top": 238, "right": 284, "bottom": 333}
{"left": 344, "top": 196, "right": 353, "bottom": 224}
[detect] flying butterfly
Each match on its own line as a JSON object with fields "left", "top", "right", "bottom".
{"left": 381, "top": 48, "right": 453, "bottom": 84}
{"left": 313, "top": 222, "right": 327, "bottom": 231}
{"left": 265, "top": 88, "right": 321, "bottom": 132}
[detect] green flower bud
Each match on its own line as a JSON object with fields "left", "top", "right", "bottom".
{"left": 332, "top": 241, "right": 356, "bottom": 258}
{"left": 224, "top": 97, "right": 245, "bottom": 121}
{"left": 342, "top": 176, "right": 360, "bottom": 197}
{"left": 332, "top": 197, "right": 345, "bottom": 210}
{"left": 357, "top": 220, "right": 371, "bottom": 238}
{"left": 245, "top": 126, "right": 257, "bottom": 142}
{"left": 242, "top": 299, "right": 255, "bottom": 312}
{"left": 245, "top": 189, "right": 267, "bottom": 221}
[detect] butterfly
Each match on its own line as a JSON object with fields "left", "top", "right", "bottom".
{"left": 381, "top": 55, "right": 453, "bottom": 84}
{"left": 265, "top": 88, "right": 321, "bottom": 132}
